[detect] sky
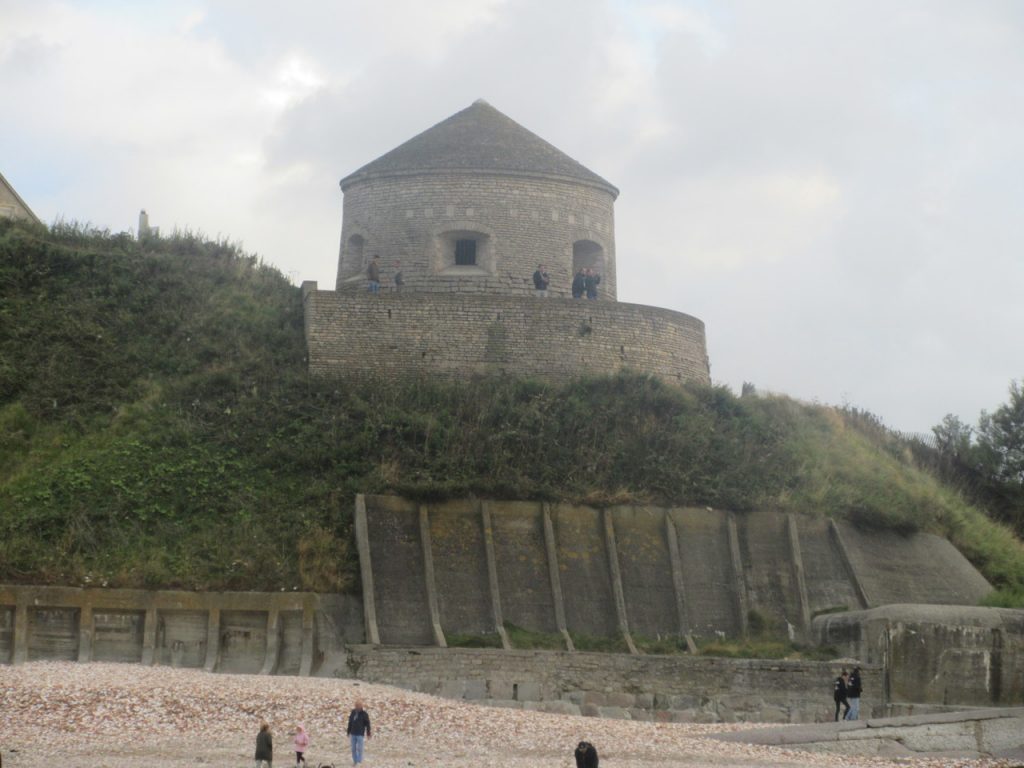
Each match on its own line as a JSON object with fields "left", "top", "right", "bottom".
{"left": 2, "top": 0, "right": 1022, "bottom": 435}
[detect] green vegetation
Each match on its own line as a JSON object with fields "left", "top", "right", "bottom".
{"left": 445, "top": 632, "right": 504, "bottom": 649}
{"left": 2, "top": 219, "right": 1024, "bottom": 603}
{"left": 503, "top": 624, "right": 565, "bottom": 650}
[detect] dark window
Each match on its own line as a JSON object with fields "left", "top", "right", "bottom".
{"left": 455, "top": 239, "right": 477, "bottom": 265}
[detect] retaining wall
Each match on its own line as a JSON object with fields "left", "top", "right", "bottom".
{"left": 0, "top": 585, "right": 363, "bottom": 674}
{"left": 355, "top": 495, "right": 993, "bottom": 650}
{"left": 329, "top": 645, "right": 885, "bottom": 724}
{"left": 303, "top": 289, "right": 711, "bottom": 387}
{"left": 814, "top": 604, "right": 1024, "bottom": 707}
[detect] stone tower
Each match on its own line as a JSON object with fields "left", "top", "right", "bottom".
{"left": 303, "top": 101, "right": 710, "bottom": 387}
{"left": 335, "top": 99, "right": 618, "bottom": 298}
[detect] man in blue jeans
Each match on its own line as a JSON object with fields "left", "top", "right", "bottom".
{"left": 346, "top": 699, "right": 372, "bottom": 765}
{"left": 846, "top": 666, "right": 863, "bottom": 720}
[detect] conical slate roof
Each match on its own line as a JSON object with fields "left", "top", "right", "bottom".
{"left": 340, "top": 100, "right": 618, "bottom": 197}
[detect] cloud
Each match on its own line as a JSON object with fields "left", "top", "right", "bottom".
{"left": 2, "top": 0, "right": 1023, "bottom": 432}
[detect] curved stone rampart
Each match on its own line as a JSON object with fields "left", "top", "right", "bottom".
{"left": 303, "top": 288, "right": 710, "bottom": 386}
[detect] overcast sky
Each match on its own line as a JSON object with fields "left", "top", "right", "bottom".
{"left": 3, "top": 0, "right": 1022, "bottom": 434}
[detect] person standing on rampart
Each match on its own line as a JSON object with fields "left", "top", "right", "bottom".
{"left": 571, "top": 268, "right": 585, "bottom": 299}
{"left": 584, "top": 267, "right": 601, "bottom": 300}
{"left": 392, "top": 260, "right": 404, "bottom": 293}
{"left": 346, "top": 699, "right": 372, "bottom": 765}
{"left": 367, "top": 255, "right": 381, "bottom": 294}
{"left": 846, "top": 666, "right": 862, "bottom": 720}
{"left": 532, "top": 264, "right": 550, "bottom": 297}
{"left": 833, "top": 670, "right": 850, "bottom": 721}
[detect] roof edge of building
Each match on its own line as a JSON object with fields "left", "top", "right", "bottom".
{"left": 339, "top": 166, "right": 620, "bottom": 199}
{"left": 0, "top": 170, "right": 43, "bottom": 226}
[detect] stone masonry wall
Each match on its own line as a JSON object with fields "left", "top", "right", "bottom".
{"left": 335, "top": 173, "right": 617, "bottom": 298}
{"left": 330, "top": 646, "right": 886, "bottom": 724}
{"left": 303, "top": 291, "right": 710, "bottom": 386}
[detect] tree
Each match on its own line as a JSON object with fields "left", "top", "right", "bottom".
{"left": 933, "top": 413, "right": 974, "bottom": 462}
{"left": 976, "top": 380, "right": 1024, "bottom": 486}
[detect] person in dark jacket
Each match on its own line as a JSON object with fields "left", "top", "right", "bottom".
{"left": 254, "top": 721, "right": 273, "bottom": 768}
{"left": 346, "top": 699, "right": 372, "bottom": 765}
{"left": 532, "top": 264, "right": 550, "bottom": 297}
{"left": 584, "top": 267, "right": 601, "bottom": 300}
{"left": 833, "top": 670, "right": 850, "bottom": 721}
{"left": 574, "top": 740, "right": 599, "bottom": 768}
{"left": 846, "top": 666, "right": 863, "bottom": 720}
{"left": 571, "top": 268, "right": 585, "bottom": 299}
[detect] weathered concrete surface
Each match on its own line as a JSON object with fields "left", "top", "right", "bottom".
{"left": 815, "top": 604, "right": 1024, "bottom": 707}
{"left": 429, "top": 499, "right": 493, "bottom": 637}
{"left": 490, "top": 501, "right": 559, "bottom": 635}
{"left": 712, "top": 707, "right": 1024, "bottom": 756}
{"left": 325, "top": 645, "right": 885, "bottom": 724}
{"left": 360, "top": 496, "right": 994, "bottom": 648}
{"left": 0, "top": 585, "right": 362, "bottom": 675}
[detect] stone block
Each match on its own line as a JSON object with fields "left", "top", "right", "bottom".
{"left": 634, "top": 693, "right": 654, "bottom": 709}
{"left": 669, "top": 694, "right": 700, "bottom": 710}
{"left": 438, "top": 680, "right": 465, "bottom": 699}
{"left": 597, "top": 706, "right": 631, "bottom": 720}
{"left": 758, "top": 706, "right": 790, "bottom": 723}
{"left": 561, "top": 690, "right": 585, "bottom": 705}
{"left": 605, "top": 692, "right": 636, "bottom": 708}
{"left": 464, "top": 680, "right": 487, "bottom": 700}
{"left": 580, "top": 704, "right": 601, "bottom": 718}
{"left": 653, "top": 693, "right": 673, "bottom": 710}
{"left": 629, "top": 708, "right": 653, "bottom": 722}
{"left": 487, "top": 680, "right": 514, "bottom": 700}
{"left": 485, "top": 699, "right": 523, "bottom": 709}
{"left": 515, "top": 681, "right": 542, "bottom": 702}
{"left": 581, "top": 691, "right": 606, "bottom": 707}
{"left": 540, "top": 701, "right": 581, "bottom": 716}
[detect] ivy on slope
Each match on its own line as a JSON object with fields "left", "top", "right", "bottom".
{"left": 1, "top": 219, "right": 1022, "bottom": 597}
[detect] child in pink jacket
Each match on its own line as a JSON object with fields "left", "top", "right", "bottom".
{"left": 293, "top": 724, "right": 310, "bottom": 766}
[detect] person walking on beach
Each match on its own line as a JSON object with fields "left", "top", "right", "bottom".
{"left": 833, "top": 670, "right": 850, "bottom": 721}
{"left": 347, "top": 699, "right": 372, "bottom": 765}
{"left": 254, "top": 721, "right": 273, "bottom": 768}
{"left": 293, "top": 724, "right": 309, "bottom": 766}
{"left": 575, "top": 740, "right": 599, "bottom": 768}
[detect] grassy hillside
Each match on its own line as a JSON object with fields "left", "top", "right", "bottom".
{"left": 2, "top": 219, "right": 1023, "bottom": 601}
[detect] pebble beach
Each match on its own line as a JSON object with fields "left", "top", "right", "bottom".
{"left": 0, "top": 662, "right": 1010, "bottom": 767}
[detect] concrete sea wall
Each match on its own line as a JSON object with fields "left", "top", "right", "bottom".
{"left": 815, "top": 604, "right": 1024, "bottom": 707}
{"left": 0, "top": 585, "right": 363, "bottom": 675}
{"left": 355, "top": 495, "right": 993, "bottom": 649}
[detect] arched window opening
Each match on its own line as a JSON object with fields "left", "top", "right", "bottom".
{"left": 573, "top": 239, "right": 604, "bottom": 274}
{"left": 346, "top": 234, "right": 365, "bottom": 273}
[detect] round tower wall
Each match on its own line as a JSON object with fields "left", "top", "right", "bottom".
{"left": 336, "top": 173, "right": 617, "bottom": 299}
